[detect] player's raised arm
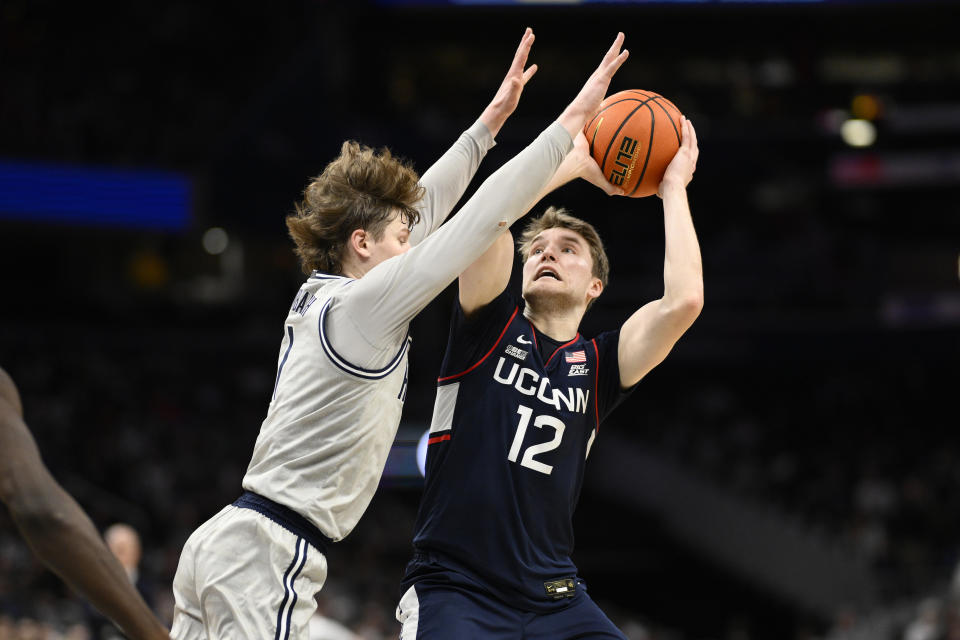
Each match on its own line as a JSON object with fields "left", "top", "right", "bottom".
{"left": 0, "top": 368, "right": 170, "bottom": 640}
{"left": 411, "top": 28, "right": 538, "bottom": 244}
{"left": 335, "top": 33, "right": 630, "bottom": 354}
{"left": 617, "top": 117, "right": 703, "bottom": 388}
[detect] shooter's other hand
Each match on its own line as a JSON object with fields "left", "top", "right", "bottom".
{"left": 658, "top": 117, "right": 699, "bottom": 198}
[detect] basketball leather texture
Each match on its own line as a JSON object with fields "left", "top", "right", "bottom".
{"left": 583, "top": 90, "right": 684, "bottom": 198}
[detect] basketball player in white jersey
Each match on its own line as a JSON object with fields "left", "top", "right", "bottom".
{"left": 171, "top": 30, "right": 631, "bottom": 638}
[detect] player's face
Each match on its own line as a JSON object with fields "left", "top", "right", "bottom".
{"left": 521, "top": 228, "right": 602, "bottom": 311}
{"left": 366, "top": 212, "right": 412, "bottom": 266}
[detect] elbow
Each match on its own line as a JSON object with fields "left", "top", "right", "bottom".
{"left": 0, "top": 470, "right": 19, "bottom": 511}
{"left": 9, "top": 493, "right": 59, "bottom": 533}
{"left": 5, "top": 481, "right": 67, "bottom": 540}
{"left": 684, "top": 290, "right": 705, "bottom": 318}
{"left": 665, "top": 290, "right": 703, "bottom": 327}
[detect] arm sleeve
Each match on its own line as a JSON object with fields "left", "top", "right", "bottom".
{"left": 409, "top": 120, "right": 495, "bottom": 245}
{"left": 326, "top": 122, "right": 573, "bottom": 370}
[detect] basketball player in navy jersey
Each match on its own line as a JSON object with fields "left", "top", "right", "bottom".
{"left": 0, "top": 366, "right": 170, "bottom": 640}
{"left": 172, "top": 31, "right": 632, "bottom": 638}
{"left": 398, "top": 118, "right": 701, "bottom": 638}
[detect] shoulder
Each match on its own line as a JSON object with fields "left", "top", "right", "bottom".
{"left": 589, "top": 328, "right": 621, "bottom": 349}
{"left": 457, "top": 286, "right": 523, "bottom": 331}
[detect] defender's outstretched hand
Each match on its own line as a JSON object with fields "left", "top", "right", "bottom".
{"left": 480, "top": 27, "right": 538, "bottom": 138}
{"left": 658, "top": 116, "right": 699, "bottom": 198}
{"left": 558, "top": 33, "right": 629, "bottom": 139}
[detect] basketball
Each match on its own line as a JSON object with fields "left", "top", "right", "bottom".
{"left": 583, "top": 90, "right": 684, "bottom": 198}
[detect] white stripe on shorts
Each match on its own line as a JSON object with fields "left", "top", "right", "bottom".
{"left": 275, "top": 537, "right": 308, "bottom": 640}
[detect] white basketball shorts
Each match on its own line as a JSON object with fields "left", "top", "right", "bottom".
{"left": 171, "top": 493, "right": 329, "bottom": 640}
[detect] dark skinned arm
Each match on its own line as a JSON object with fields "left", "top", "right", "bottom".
{"left": 0, "top": 367, "right": 169, "bottom": 640}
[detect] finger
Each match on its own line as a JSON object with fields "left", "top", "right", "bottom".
{"left": 522, "top": 63, "right": 538, "bottom": 85}
{"left": 605, "top": 183, "right": 626, "bottom": 197}
{"left": 600, "top": 32, "right": 625, "bottom": 67}
{"left": 583, "top": 161, "right": 623, "bottom": 196}
{"left": 687, "top": 118, "right": 699, "bottom": 152}
{"left": 589, "top": 175, "right": 622, "bottom": 196}
{"left": 601, "top": 49, "right": 629, "bottom": 79}
{"left": 509, "top": 28, "right": 535, "bottom": 74}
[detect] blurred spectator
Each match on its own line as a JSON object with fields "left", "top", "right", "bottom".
{"left": 103, "top": 524, "right": 155, "bottom": 606}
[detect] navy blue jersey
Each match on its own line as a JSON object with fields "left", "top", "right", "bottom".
{"left": 404, "top": 288, "right": 634, "bottom": 612}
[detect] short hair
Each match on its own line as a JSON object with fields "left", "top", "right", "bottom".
{"left": 518, "top": 206, "right": 610, "bottom": 289}
{"left": 286, "top": 141, "right": 424, "bottom": 275}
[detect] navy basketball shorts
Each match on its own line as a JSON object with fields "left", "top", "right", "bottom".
{"left": 396, "top": 578, "right": 627, "bottom": 640}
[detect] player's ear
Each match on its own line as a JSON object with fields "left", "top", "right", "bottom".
{"left": 586, "top": 277, "right": 603, "bottom": 303}
{"left": 349, "top": 229, "right": 371, "bottom": 259}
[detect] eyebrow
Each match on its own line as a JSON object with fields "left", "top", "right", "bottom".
{"left": 533, "top": 232, "right": 584, "bottom": 247}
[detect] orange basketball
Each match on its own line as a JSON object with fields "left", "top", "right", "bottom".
{"left": 583, "top": 90, "right": 684, "bottom": 198}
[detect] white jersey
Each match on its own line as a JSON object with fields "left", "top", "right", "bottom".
{"left": 243, "top": 274, "right": 409, "bottom": 541}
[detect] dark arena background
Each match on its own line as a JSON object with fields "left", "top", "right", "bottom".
{"left": 1, "top": 1, "right": 959, "bottom": 638}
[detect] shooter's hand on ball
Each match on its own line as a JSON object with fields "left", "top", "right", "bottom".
{"left": 558, "top": 32, "right": 629, "bottom": 139}
{"left": 480, "top": 27, "right": 538, "bottom": 138}
{"left": 570, "top": 131, "right": 625, "bottom": 196}
{"left": 532, "top": 130, "right": 625, "bottom": 200}
{"left": 658, "top": 116, "right": 699, "bottom": 198}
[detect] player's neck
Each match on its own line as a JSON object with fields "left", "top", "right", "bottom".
{"left": 522, "top": 305, "right": 582, "bottom": 342}
{"left": 340, "top": 255, "right": 369, "bottom": 279}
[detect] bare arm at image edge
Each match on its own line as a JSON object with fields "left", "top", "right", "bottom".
{"left": 0, "top": 370, "right": 170, "bottom": 640}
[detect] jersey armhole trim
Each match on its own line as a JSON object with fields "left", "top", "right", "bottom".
{"left": 591, "top": 339, "right": 600, "bottom": 433}
{"left": 310, "top": 270, "right": 347, "bottom": 281}
{"left": 318, "top": 298, "right": 410, "bottom": 380}
{"left": 437, "top": 306, "right": 519, "bottom": 383}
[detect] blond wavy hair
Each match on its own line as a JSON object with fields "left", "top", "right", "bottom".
{"left": 286, "top": 141, "right": 424, "bottom": 275}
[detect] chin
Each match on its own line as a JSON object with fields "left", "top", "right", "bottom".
{"left": 523, "top": 286, "right": 577, "bottom": 314}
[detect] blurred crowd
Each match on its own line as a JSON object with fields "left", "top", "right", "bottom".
{"left": 630, "top": 345, "right": 957, "bottom": 640}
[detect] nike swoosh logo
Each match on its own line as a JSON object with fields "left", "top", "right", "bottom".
{"left": 517, "top": 335, "right": 531, "bottom": 345}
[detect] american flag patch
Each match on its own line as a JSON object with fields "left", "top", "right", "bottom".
{"left": 565, "top": 350, "right": 586, "bottom": 363}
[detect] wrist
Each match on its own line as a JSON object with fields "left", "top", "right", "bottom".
{"left": 557, "top": 106, "right": 588, "bottom": 139}
{"left": 480, "top": 107, "right": 507, "bottom": 139}
{"left": 659, "top": 179, "right": 687, "bottom": 196}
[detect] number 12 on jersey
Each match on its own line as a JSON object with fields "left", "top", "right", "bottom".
{"left": 507, "top": 405, "right": 565, "bottom": 475}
